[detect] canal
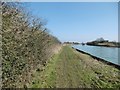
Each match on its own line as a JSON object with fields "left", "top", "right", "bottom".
{"left": 72, "top": 44, "right": 120, "bottom": 66}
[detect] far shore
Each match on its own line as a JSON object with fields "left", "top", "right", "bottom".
{"left": 63, "top": 42, "right": 120, "bottom": 48}
{"left": 86, "top": 41, "right": 120, "bottom": 48}
{"left": 86, "top": 44, "right": 120, "bottom": 48}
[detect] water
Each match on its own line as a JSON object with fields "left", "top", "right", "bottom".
{"left": 72, "top": 45, "right": 120, "bottom": 66}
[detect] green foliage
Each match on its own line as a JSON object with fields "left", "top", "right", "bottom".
{"left": 2, "top": 2, "right": 60, "bottom": 88}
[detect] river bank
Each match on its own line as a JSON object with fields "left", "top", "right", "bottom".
{"left": 86, "top": 41, "right": 120, "bottom": 48}
{"left": 29, "top": 45, "right": 120, "bottom": 88}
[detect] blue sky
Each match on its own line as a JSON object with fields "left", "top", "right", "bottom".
{"left": 26, "top": 2, "right": 118, "bottom": 42}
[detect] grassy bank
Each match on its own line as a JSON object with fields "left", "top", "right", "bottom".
{"left": 30, "top": 45, "right": 120, "bottom": 88}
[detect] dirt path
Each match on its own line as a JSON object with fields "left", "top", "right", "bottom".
{"left": 56, "top": 46, "right": 85, "bottom": 88}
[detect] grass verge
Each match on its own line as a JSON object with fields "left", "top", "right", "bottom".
{"left": 30, "top": 45, "right": 120, "bottom": 88}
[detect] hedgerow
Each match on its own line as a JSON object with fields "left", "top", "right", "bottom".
{"left": 1, "top": 2, "right": 60, "bottom": 88}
